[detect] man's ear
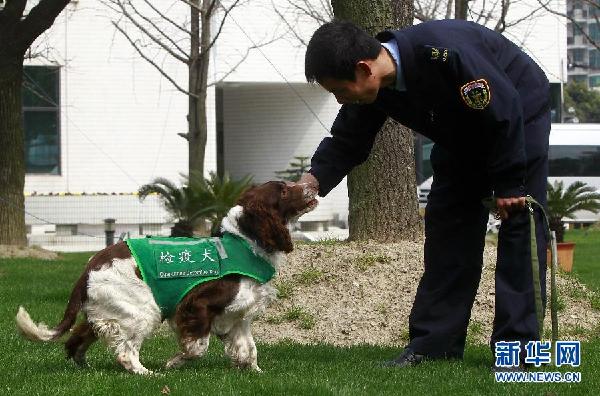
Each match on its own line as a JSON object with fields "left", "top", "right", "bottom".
{"left": 356, "top": 61, "right": 373, "bottom": 77}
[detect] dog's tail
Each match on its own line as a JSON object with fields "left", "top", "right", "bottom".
{"left": 16, "top": 272, "right": 87, "bottom": 342}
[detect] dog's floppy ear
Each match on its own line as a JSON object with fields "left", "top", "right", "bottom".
{"left": 237, "top": 200, "right": 293, "bottom": 253}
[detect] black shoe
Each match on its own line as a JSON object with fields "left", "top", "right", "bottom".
{"left": 383, "top": 348, "right": 426, "bottom": 368}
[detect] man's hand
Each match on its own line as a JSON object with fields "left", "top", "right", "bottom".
{"left": 495, "top": 196, "right": 527, "bottom": 220}
{"left": 297, "top": 172, "right": 319, "bottom": 197}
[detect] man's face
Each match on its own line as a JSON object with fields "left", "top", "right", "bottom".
{"left": 319, "top": 62, "right": 380, "bottom": 105}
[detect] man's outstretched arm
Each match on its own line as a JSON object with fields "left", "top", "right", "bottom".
{"left": 306, "top": 103, "right": 387, "bottom": 197}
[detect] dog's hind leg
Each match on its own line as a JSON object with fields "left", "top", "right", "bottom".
{"left": 115, "top": 340, "right": 149, "bottom": 375}
{"left": 94, "top": 320, "right": 153, "bottom": 375}
{"left": 165, "top": 335, "right": 210, "bottom": 369}
{"left": 85, "top": 257, "right": 162, "bottom": 375}
{"left": 65, "top": 321, "right": 98, "bottom": 366}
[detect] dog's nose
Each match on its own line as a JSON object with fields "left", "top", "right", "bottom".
{"left": 296, "top": 183, "right": 317, "bottom": 202}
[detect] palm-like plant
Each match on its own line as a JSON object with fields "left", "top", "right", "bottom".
{"left": 138, "top": 174, "right": 201, "bottom": 229}
{"left": 138, "top": 172, "right": 253, "bottom": 236}
{"left": 547, "top": 180, "right": 600, "bottom": 243}
{"left": 201, "top": 172, "right": 254, "bottom": 235}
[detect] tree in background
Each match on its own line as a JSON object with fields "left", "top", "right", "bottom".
{"left": 331, "top": 0, "right": 422, "bottom": 242}
{"left": 0, "top": 0, "right": 71, "bottom": 245}
{"left": 104, "top": 0, "right": 279, "bottom": 178}
{"left": 275, "top": 0, "right": 551, "bottom": 37}
{"left": 275, "top": 156, "right": 311, "bottom": 182}
{"left": 564, "top": 81, "right": 600, "bottom": 123}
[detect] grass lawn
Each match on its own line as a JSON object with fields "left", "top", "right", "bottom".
{"left": 564, "top": 229, "right": 600, "bottom": 293}
{"left": 1, "top": 251, "right": 598, "bottom": 395}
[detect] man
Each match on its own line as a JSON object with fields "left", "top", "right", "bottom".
{"left": 298, "top": 19, "right": 550, "bottom": 368}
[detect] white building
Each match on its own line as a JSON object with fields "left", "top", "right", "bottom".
{"left": 22, "top": 0, "right": 572, "bottom": 250}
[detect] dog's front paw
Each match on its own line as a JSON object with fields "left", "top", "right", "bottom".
{"left": 134, "top": 367, "right": 154, "bottom": 375}
{"left": 165, "top": 355, "right": 185, "bottom": 370}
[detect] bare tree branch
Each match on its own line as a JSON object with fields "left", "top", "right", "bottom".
{"left": 204, "top": 0, "right": 242, "bottom": 55}
{"left": 126, "top": 0, "right": 189, "bottom": 57}
{"left": 179, "top": 0, "right": 203, "bottom": 12}
{"left": 112, "top": 21, "right": 198, "bottom": 97}
{"left": 502, "top": 1, "right": 549, "bottom": 31}
{"left": 208, "top": 34, "right": 282, "bottom": 86}
{"left": 143, "top": 0, "right": 191, "bottom": 36}
{"left": 494, "top": 0, "right": 509, "bottom": 32}
{"left": 288, "top": 0, "right": 330, "bottom": 24}
{"left": 445, "top": 0, "right": 454, "bottom": 19}
{"left": 0, "top": 0, "right": 27, "bottom": 31}
{"left": 111, "top": 0, "right": 189, "bottom": 63}
{"left": 206, "top": 0, "right": 218, "bottom": 17}
{"left": 536, "top": 0, "right": 600, "bottom": 51}
{"left": 272, "top": 2, "right": 307, "bottom": 46}
{"left": 16, "top": 0, "right": 71, "bottom": 49}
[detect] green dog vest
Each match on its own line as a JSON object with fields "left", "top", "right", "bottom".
{"left": 126, "top": 232, "right": 276, "bottom": 318}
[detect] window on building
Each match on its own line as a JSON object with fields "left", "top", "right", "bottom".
{"left": 570, "top": 75, "right": 588, "bottom": 85}
{"left": 589, "top": 75, "right": 600, "bottom": 87}
{"left": 22, "top": 66, "right": 60, "bottom": 174}
{"left": 572, "top": 48, "right": 586, "bottom": 63}
{"left": 572, "top": 23, "right": 584, "bottom": 36}
{"left": 590, "top": 23, "right": 600, "bottom": 42}
{"left": 56, "top": 224, "right": 78, "bottom": 236}
{"left": 590, "top": 49, "right": 600, "bottom": 69}
{"left": 549, "top": 146, "right": 600, "bottom": 176}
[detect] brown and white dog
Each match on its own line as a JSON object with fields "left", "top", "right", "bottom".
{"left": 16, "top": 181, "right": 317, "bottom": 375}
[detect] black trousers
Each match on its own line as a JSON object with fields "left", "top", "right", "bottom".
{"left": 407, "top": 111, "right": 551, "bottom": 359}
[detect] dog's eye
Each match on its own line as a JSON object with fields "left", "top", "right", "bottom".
{"left": 280, "top": 186, "right": 288, "bottom": 199}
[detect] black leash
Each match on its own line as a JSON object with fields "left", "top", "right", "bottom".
{"left": 482, "top": 195, "right": 559, "bottom": 345}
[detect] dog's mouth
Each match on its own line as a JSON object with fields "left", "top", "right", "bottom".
{"left": 289, "top": 196, "right": 318, "bottom": 221}
{"left": 302, "top": 184, "right": 317, "bottom": 201}
{"left": 285, "top": 183, "right": 319, "bottom": 221}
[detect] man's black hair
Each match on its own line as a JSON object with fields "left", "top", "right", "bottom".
{"left": 305, "top": 20, "right": 382, "bottom": 83}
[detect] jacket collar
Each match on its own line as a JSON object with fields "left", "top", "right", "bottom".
{"left": 375, "top": 30, "right": 420, "bottom": 95}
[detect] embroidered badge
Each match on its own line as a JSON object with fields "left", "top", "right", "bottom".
{"left": 425, "top": 45, "right": 449, "bottom": 63}
{"left": 460, "top": 79, "right": 491, "bottom": 110}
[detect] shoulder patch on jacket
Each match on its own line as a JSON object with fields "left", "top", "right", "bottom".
{"left": 460, "top": 79, "right": 491, "bottom": 110}
{"left": 423, "top": 45, "right": 449, "bottom": 64}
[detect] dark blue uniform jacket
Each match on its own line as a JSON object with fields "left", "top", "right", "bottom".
{"left": 310, "top": 20, "right": 550, "bottom": 198}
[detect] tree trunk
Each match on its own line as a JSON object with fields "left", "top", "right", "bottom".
{"left": 332, "top": 0, "right": 422, "bottom": 242}
{"left": 0, "top": 0, "right": 71, "bottom": 246}
{"left": 187, "top": 0, "right": 209, "bottom": 177}
{"left": 454, "top": 0, "right": 469, "bottom": 20}
{"left": 0, "top": 61, "right": 27, "bottom": 245}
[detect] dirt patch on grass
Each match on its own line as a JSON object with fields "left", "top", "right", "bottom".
{"left": 0, "top": 245, "right": 58, "bottom": 260}
{"left": 254, "top": 240, "right": 600, "bottom": 347}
